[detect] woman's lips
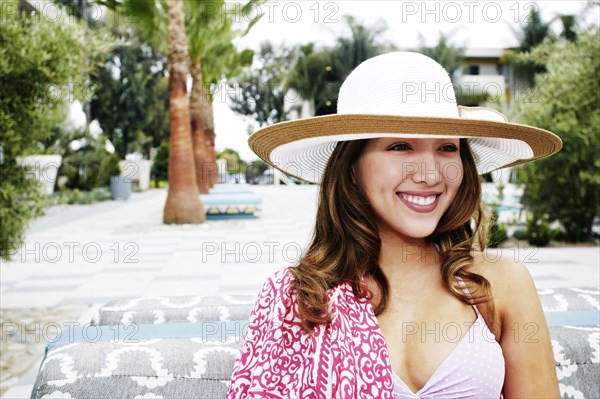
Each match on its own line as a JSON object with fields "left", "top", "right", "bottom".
{"left": 396, "top": 193, "right": 440, "bottom": 213}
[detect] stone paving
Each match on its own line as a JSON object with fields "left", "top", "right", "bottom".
{"left": 0, "top": 306, "right": 92, "bottom": 397}
{"left": 1, "top": 185, "right": 599, "bottom": 398}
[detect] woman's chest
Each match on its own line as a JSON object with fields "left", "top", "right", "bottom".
{"left": 374, "top": 298, "right": 482, "bottom": 393}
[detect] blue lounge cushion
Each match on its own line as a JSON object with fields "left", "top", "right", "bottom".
{"left": 209, "top": 184, "right": 254, "bottom": 194}
{"left": 200, "top": 193, "right": 261, "bottom": 206}
{"left": 200, "top": 193, "right": 262, "bottom": 218}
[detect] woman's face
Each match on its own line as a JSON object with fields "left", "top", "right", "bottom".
{"left": 357, "top": 137, "right": 463, "bottom": 240}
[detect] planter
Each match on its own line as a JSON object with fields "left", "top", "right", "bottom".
{"left": 110, "top": 175, "right": 131, "bottom": 200}
{"left": 119, "top": 160, "right": 153, "bottom": 191}
{"left": 18, "top": 155, "right": 62, "bottom": 195}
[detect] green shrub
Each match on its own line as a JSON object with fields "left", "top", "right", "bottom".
{"left": 0, "top": 1, "right": 114, "bottom": 261}
{"left": 487, "top": 205, "right": 508, "bottom": 248}
{"left": 512, "top": 229, "right": 528, "bottom": 240}
{"left": 0, "top": 162, "right": 46, "bottom": 260}
{"left": 49, "top": 187, "right": 112, "bottom": 205}
{"left": 103, "top": 153, "right": 122, "bottom": 180}
{"left": 244, "top": 159, "right": 269, "bottom": 183}
{"left": 525, "top": 212, "right": 560, "bottom": 247}
{"left": 151, "top": 141, "right": 169, "bottom": 184}
{"left": 57, "top": 130, "right": 120, "bottom": 191}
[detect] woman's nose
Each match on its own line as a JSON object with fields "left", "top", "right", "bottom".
{"left": 411, "top": 152, "right": 441, "bottom": 185}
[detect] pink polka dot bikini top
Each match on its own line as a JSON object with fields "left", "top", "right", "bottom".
{"left": 391, "top": 277, "right": 505, "bottom": 398}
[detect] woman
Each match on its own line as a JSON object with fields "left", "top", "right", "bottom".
{"left": 227, "top": 52, "right": 562, "bottom": 398}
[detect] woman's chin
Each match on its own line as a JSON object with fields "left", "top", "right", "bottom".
{"left": 381, "top": 224, "right": 438, "bottom": 242}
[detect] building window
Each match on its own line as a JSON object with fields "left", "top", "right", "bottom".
{"left": 468, "top": 65, "right": 480, "bottom": 75}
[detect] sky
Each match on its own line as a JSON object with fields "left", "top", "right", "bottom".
{"left": 212, "top": 0, "right": 598, "bottom": 161}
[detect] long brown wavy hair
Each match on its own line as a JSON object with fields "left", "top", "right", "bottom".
{"left": 289, "top": 138, "right": 494, "bottom": 333}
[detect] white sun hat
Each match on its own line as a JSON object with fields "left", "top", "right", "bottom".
{"left": 248, "top": 51, "right": 562, "bottom": 184}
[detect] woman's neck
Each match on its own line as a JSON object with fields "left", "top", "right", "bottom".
{"left": 377, "top": 234, "right": 441, "bottom": 277}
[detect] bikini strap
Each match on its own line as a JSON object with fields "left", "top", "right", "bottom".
{"left": 455, "top": 276, "right": 482, "bottom": 317}
{"left": 436, "top": 243, "right": 482, "bottom": 318}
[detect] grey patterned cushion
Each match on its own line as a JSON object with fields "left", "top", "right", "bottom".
{"left": 31, "top": 337, "right": 240, "bottom": 399}
{"left": 93, "top": 296, "right": 255, "bottom": 326}
{"left": 550, "top": 326, "right": 600, "bottom": 398}
{"left": 93, "top": 289, "right": 596, "bottom": 327}
{"left": 539, "top": 288, "right": 600, "bottom": 312}
{"left": 31, "top": 292, "right": 600, "bottom": 399}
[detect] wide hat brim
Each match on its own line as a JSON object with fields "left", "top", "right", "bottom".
{"left": 249, "top": 113, "right": 563, "bottom": 184}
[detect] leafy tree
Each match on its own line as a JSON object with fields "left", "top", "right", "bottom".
{"left": 52, "top": 0, "right": 104, "bottom": 27}
{"left": 325, "top": 15, "right": 394, "bottom": 115}
{"left": 90, "top": 31, "right": 169, "bottom": 158}
{"left": 513, "top": 28, "right": 600, "bottom": 242}
{"left": 0, "top": 0, "right": 114, "bottom": 260}
{"left": 145, "top": 77, "right": 171, "bottom": 149}
{"left": 228, "top": 42, "right": 291, "bottom": 126}
{"left": 558, "top": 15, "right": 578, "bottom": 42}
{"left": 52, "top": 1, "right": 171, "bottom": 157}
{"left": 218, "top": 148, "right": 244, "bottom": 174}
{"left": 151, "top": 141, "right": 169, "bottom": 184}
{"left": 503, "top": 9, "right": 589, "bottom": 87}
{"left": 515, "top": 8, "right": 553, "bottom": 53}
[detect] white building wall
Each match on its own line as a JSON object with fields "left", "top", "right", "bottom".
{"left": 479, "top": 64, "right": 498, "bottom": 75}
{"left": 458, "top": 74, "right": 505, "bottom": 100}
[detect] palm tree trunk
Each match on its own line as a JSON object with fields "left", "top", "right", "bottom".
{"left": 190, "top": 60, "right": 214, "bottom": 194}
{"left": 163, "top": 0, "right": 204, "bottom": 224}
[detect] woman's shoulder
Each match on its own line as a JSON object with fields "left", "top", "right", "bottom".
{"left": 245, "top": 267, "right": 298, "bottom": 329}
{"left": 253, "top": 266, "right": 359, "bottom": 317}
{"left": 263, "top": 266, "right": 295, "bottom": 286}
{"left": 471, "top": 250, "right": 541, "bottom": 316}
{"left": 257, "top": 266, "right": 353, "bottom": 296}
{"left": 253, "top": 266, "right": 296, "bottom": 301}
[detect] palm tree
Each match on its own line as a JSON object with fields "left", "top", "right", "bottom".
{"left": 163, "top": 0, "right": 204, "bottom": 224}
{"left": 332, "top": 15, "right": 390, "bottom": 78}
{"left": 186, "top": 1, "right": 260, "bottom": 192}
{"left": 100, "top": 0, "right": 261, "bottom": 193}
{"left": 286, "top": 43, "right": 334, "bottom": 116}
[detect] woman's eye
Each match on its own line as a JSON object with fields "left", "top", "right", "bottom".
{"left": 389, "top": 143, "right": 411, "bottom": 151}
{"left": 440, "top": 144, "right": 458, "bottom": 152}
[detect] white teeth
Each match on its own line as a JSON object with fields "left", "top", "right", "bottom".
{"left": 401, "top": 194, "right": 437, "bottom": 206}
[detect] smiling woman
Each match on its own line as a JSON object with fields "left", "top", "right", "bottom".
{"left": 359, "top": 137, "right": 464, "bottom": 239}
{"left": 227, "top": 52, "right": 563, "bottom": 398}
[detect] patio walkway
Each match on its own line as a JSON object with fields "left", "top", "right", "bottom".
{"left": 1, "top": 185, "right": 598, "bottom": 398}
{"left": 1, "top": 186, "right": 318, "bottom": 309}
